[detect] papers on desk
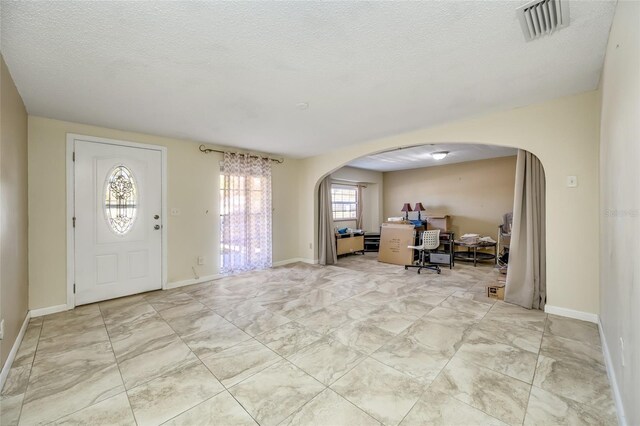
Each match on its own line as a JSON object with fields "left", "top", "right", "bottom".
{"left": 461, "top": 233, "right": 480, "bottom": 244}
{"left": 479, "top": 236, "right": 496, "bottom": 244}
{"left": 459, "top": 234, "right": 496, "bottom": 244}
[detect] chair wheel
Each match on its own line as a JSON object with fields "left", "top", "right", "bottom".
{"left": 404, "top": 266, "right": 408, "bottom": 270}
{"left": 437, "top": 270, "right": 441, "bottom": 274}
{"left": 417, "top": 270, "right": 421, "bottom": 274}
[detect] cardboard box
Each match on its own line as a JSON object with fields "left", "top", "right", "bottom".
{"left": 487, "top": 283, "right": 505, "bottom": 300}
{"left": 426, "top": 215, "right": 450, "bottom": 232}
{"left": 378, "top": 223, "right": 416, "bottom": 266}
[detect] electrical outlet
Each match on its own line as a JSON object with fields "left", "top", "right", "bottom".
{"left": 566, "top": 176, "right": 578, "bottom": 187}
{"left": 0, "top": 319, "right": 4, "bottom": 340}
{"left": 620, "top": 337, "right": 625, "bottom": 367}
{"left": 197, "top": 256, "right": 205, "bottom": 265}
{"left": 171, "top": 208, "right": 181, "bottom": 216}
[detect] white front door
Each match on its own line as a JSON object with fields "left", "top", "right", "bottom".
{"left": 74, "top": 139, "right": 163, "bottom": 305}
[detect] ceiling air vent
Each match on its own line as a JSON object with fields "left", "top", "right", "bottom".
{"left": 516, "top": 0, "right": 569, "bottom": 41}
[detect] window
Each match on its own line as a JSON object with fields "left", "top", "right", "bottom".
{"left": 331, "top": 184, "right": 358, "bottom": 220}
{"left": 104, "top": 165, "right": 138, "bottom": 235}
{"left": 219, "top": 153, "right": 272, "bottom": 273}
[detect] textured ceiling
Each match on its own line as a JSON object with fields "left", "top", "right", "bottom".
{"left": 1, "top": 1, "right": 615, "bottom": 158}
{"left": 348, "top": 143, "right": 517, "bottom": 172}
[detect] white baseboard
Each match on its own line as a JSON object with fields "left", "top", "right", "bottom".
{"left": 165, "top": 274, "right": 222, "bottom": 290}
{"left": 0, "top": 311, "right": 31, "bottom": 390}
{"left": 544, "top": 305, "right": 598, "bottom": 323}
{"left": 30, "top": 304, "right": 69, "bottom": 318}
{"left": 598, "top": 318, "right": 627, "bottom": 426}
{"left": 272, "top": 258, "right": 317, "bottom": 267}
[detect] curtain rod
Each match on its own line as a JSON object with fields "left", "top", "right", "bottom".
{"left": 198, "top": 145, "right": 284, "bottom": 164}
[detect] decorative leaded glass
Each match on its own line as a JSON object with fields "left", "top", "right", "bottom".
{"left": 105, "top": 165, "right": 137, "bottom": 235}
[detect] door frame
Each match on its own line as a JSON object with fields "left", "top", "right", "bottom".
{"left": 66, "top": 133, "right": 168, "bottom": 309}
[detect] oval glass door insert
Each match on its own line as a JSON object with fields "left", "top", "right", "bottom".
{"left": 105, "top": 165, "right": 138, "bottom": 235}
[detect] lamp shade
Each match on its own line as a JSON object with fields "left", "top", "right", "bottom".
{"left": 400, "top": 203, "right": 413, "bottom": 213}
{"left": 414, "top": 202, "right": 425, "bottom": 212}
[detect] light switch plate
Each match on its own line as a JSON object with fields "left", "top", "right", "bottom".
{"left": 566, "top": 176, "right": 578, "bottom": 187}
{"left": 0, "top": 319, "right": 4, "bottom": 340}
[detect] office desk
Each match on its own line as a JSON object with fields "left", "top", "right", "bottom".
{"left": 454, "top": 241, "right": 497, "bottom": 267}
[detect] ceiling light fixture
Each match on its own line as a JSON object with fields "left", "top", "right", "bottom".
{"left": 431, "top": 151, "right": 449, "bottom": 160}
{"left": 296, "top": 102, "right": 309, "bottom": 110}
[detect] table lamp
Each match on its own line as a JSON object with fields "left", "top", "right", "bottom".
{"left": 414, "top": 202, "right": 425, "bottom": 221}
{"left": 400, "top": 203, "right": 412, "bottom": 220}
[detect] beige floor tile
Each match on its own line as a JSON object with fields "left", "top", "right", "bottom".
{"left": 281, "top": 388, "right": 380, "bottom": 426}
{"left": 483, "top": 302, "right": 547, "bottom": 332}
{"left": 51, "top": 392, "right": 136, "bottom": 425}
{"left": 127, "top": 361, "right": 224, "bottom": 426}
{"left": 297, "top": 305, "right": 353, "bottom": 335}
{"left": 401, "top": 318, "right": 472, "bottom": 357}
{"left": 12, "top": 322, "right": 42, "bottom": 367}
{"left": 371, "top": 335, "right": 450, "bottom": 383}
{"left": 540, "top": 333, "right": 605, "bottom": 367}
{"left": 114, "top": 331, "right": 198, "bottom": 389}
{"left": 1, "top": 365, "right": 31, "bottom": 397}
{"left": 0, "top": 393, "right": 23, "bottom": 426}
{"left": 440, "top": 294, "right": 493, "bottom": 319}
{"left": 331, "top": 320, "right": 395, "bottom": 354}
{"left": 400, "top": 390, "right": 507, "bottom": 426}
{"left": 470, "top": 319, "right": 543, "bottom": 353}
{"left": 363, "top": 306, "right": 418, "bottom": 334}
{"left": 545, "top": 315, "right": 601, "bottom": 347}
{"left": 524, "top": 385, "right": 617, "bottom": 426}
{"left": 163, "top": 391, "right": 257, "bottom": 426}
{"left": 455, "top": 335, "right": 539, "bottom": 383}
{"left": 288, "top": 336, "right": 366, "bottom": 385}
{"left": 331, "top": 358, "right": 424, "bottom": 426}
{"left": 7, "top": 260, "right": 617, "bottom": 426}
{"left": 232, "top": 310, "right": 291, "bottom": 336}
{"left": 201, "top": 339, "right": 281, "bottom": 388}
{"left": 145, "top": 291, "right": 196, "bottom": 312}
{"left": 430, "top": 357, "right": 530, "bottom": 426}
{"left": 181, "top": 320, "right": 252, "bottom": 358}
{"left": 36, "top": 324, "right": 110, "bottom": 358}
{"left": 215, "top": 300, "right": 267, "bottom": 321}
{"left": 20, "top": 341, "right": 125, "bottom": 425}
{"left": 162, "top": 305, "right": 229, "bottom": 337}
{"left": 533, "top": 353, "right": 615, "bottom": 416}
{"left": 256, "top": 321, "right": 323, "bottom": 357}
{"left": 229, "top": 360, "right": 324, "bottom": 426}
{"left": 40, "top": 304, "right": 104, "bottom": 340}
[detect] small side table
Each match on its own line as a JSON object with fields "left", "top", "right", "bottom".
{"left": 454, "top": 241, "right": 497, "bottom": 267}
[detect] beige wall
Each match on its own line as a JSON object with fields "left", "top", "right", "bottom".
{"left": 598, "top": 1, "right": 639, "bottom": 424}
{"left": 331, "top": 166, "right": 383, "bottom": 233}
{"left": 0, "top": 55, "right": 29, "bottom": 366}
{"left": 298, "top": 91, "right": 601, "bottom": 315}
{"left": 27, "top": 116, "right": 300, "bottom": 310}
{"left": 383, "top": 156, "right": 516, "bottom": 240}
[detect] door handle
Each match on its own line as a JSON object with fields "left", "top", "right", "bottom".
{"left": 154, "top": 225, "right": 161, "bottom": 230}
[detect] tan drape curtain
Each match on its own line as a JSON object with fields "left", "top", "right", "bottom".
{"left": 356, "top": 184, "right": 364, "bottom": 230}
{"left": 505, "top": 150, "right": 546, "bottom": 310}
{"left": 318, "top": 175, "right": 337, "bottom": 265}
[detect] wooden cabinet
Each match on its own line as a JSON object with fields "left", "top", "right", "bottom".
{"left": 336, "top": 234, "right": 364, "bottom": 256}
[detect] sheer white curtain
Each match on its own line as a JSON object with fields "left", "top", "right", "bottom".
{"left": 220, "top": 152, "right": 272, "bottom": 273}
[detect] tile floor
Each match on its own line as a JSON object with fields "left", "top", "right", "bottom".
{"left": 1, "top": 254, "right": 617, "bottom": 425}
